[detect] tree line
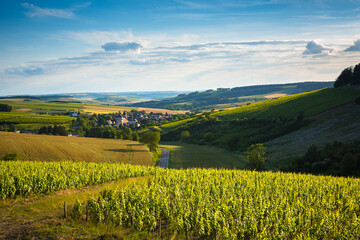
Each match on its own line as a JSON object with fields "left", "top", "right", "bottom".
{"left": 287, "top": 140, "right": 360, "bottom": 177}
{"left": 334, "top": 63, "right": 360, "bottom": 88}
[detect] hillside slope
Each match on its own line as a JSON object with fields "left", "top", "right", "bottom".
{"left": 160, "top": 87, "right": 360, "bottom": 155}
{"left": 265, "top": 102, "right": 360, "bottom": 168}
{"left": 0, "top": 132, "right": 152, "bottom": 165}
{"left": 213, "top": 87, "right": 360, "bottom": 119}
{"left": 133, "top": 81, "right": 333, "bottom": 110}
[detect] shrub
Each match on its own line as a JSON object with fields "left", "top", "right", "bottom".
{"left": 2, "top": 152, "right": 19, "bottom": 161}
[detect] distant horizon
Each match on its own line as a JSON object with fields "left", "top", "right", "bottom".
{"left": 0, "top": 80, "right": 334, "bottom": 97}
{"left": 1, "top": 1, "right": 359, "bottom": 95}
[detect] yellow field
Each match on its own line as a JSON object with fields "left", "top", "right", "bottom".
{"left": 83, "top": 105, "right": 187, "bottom": 115}
{"left": 0, "top": 132, "right": 152, "bottom": 165}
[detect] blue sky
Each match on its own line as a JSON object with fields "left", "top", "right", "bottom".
{"left": 1, "top": 0, "right": 360, "bottom": 95}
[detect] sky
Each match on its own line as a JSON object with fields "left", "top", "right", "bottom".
{"left": 1, "top": 0, "right": 360, "bottom": 95}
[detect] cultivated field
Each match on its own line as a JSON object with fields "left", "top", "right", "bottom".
{"left": 0, "top": 99, "right": 187, "bottom": 115}
{"left": 74, "top": 168, "right": 360, "bottom": 239}
{"left": 0, "top": 132, "right": 152, "bottom": 165}
{"left": 83, "top": 104, "right": 187, "bottom": 115}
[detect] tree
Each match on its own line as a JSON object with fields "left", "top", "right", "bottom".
{"left": 334, "top": 67, "right": 352, "bottom": 88}
{"left": 2, "top": 152, "right": 19, "bottom": 161}
{"left": 132, "top": 132, "right": 139, "bottom": 141}
{"left": 203, "top": 132, "right": 215, "bottom": 143}
{"left": 180, "top": 131, "right": 191, "bottom": 141}
{"left": 140, "top": 131, "right": 160, "bottom": 152}
{"left": 352, "top": 63, "right": 360, "bottom": 85}
{"left": 0, "top": 104, "right": 12, "bottom": 112}
{"left": 340, "top": 152, "right": 357, "bottom": 176}
{"left": 247, "top": 143, "right": 267, "bottom": 170}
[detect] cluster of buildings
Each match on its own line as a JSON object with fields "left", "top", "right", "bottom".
{"left": 104, "top": 112, "right": 173, "bottom": 128}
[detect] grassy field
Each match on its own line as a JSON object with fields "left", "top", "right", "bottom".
{"left": 213, "top": 88, "right": 360, "bottom": 119}
{"left": 0, "top": 112, "right": 73, "bottom": 124}
{"left": 160, "top": 142, "right": 247, "bottom": 169}
{"left": 0, "top": 132, "right": 152, "bottom": 165}
{"left": 0, "top": 99, "right": 83, "bottom": 114}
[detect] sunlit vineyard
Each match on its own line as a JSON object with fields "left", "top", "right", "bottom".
{"left": 0, "top": 161, "right": 163, "bottom": 199}
{"left": 213, "top": 88, "right": 360, "bottom": 119}
{"left": 74, "top": 169, "right": 360, "bottom": 239}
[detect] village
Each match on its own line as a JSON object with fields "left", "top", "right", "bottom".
{"left": 96, "top": 110, "right": 174, "bottom": 128}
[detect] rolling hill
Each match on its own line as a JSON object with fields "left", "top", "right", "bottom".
{"left": 132, "top": 81, "right": 334, "bottom": 111}
{"left": 160, "top": 87, "right": 360, "bottom": 160}
{"left": 0, "top": 132, "right": 153, "bottom": 165}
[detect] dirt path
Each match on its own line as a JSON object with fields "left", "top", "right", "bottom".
{"left": 158, "top": 148, "right": 169, "bottom": 169}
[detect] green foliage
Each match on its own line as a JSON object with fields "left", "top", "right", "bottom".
{"left": 162, "top": 116, "right": 307, "bottom": 151}
{"left": 247, "top": 143, "right": 267, "bottom": 170}
{"left": 292, "top": 141, "right": 360, "bottom": 177}
{"left": 0, "top": 161, "right": 163, "bottom": 199}
{"left": 132, "top": 132, "right": 139, "bottom": 141}
{"left": 334, "top": 63, "right": 360, "bottom": 87}
{"left": 140, "top": 131, "right": 160, "bottom": 152}
{"left": 39, "top": 125, "right": 68, "bottom": 136}
{"left": 334, "top": 67, "right": 353, "bottom": 88}
{"left": 180, "top": 130, "right": 191, "bottom": 140}
{"left": 0, "top": 104, "right": 12, "bottom": 112}
{"left": 70, "top": 198, "right": 83, "bottom": 220}
{"left": 74, "top": 168, "right": 360, "bottom": 239}
{"left": 2, "top": 152, "right": 19, "bottom": 161}
{"left": 203, "top": 132, "right": 215, "bottom": 143}
{"left": 340, "top": 152, "right": 357, "bottom": 176}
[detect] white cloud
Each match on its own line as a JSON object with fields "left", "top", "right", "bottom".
{"left": 21, "top": 2, "right": 90, "bottom": 18}
{"left": 2, "top": 37, "right": 358, "bottom": 95}
{"left": 5, "top": 65, "right": 44, "bottom": 76}
{"left": 21, "top": 3, "right": 73, "bottom": 18}
{"left": 344, "top": 39, "right": 360, "bottom": 52}
{"left": 101, "top": 42, "right": 143, "bottom": 53}
{"left": 303, "top": 41, "right": 333, "bottom": 55}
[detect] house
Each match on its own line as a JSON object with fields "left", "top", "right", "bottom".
{"left": 128, "top": 119, "right": 140, "bottom": 127}
{"left": 106, "top": 120, "right": 113, "bottom": 125}
{"left": 70, "top": 112, "right": 78, "bottom": 117}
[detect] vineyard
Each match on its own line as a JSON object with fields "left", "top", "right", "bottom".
{"left": 0, "top": 161, "right": 163, "bottom": 199}
{"left": 72, "top": 168, "right": 360, "bottom": 239}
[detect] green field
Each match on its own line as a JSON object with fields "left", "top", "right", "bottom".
{"left": 161, "top": 142, "right": 246, "bottom": 169}
{"left": 0, "top": 112, "right": 73, "bottom": 124}
{"left": 0, "top": 99, "right": 83, "bottom": 114}
{"left": 0, "top": 132, "right": 153, "bottom": 165}
{"left": 213, "top": 88, "right": 360, "bottom": 119}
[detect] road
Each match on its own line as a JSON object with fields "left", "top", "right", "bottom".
{"left": 158, "top": 148, "right": 169, "bottom": 169}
